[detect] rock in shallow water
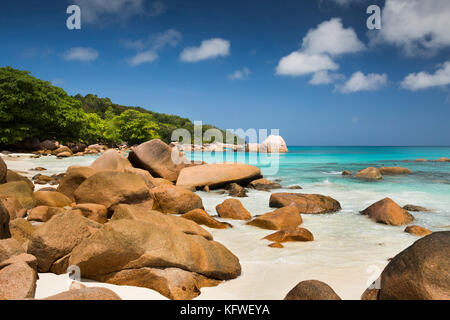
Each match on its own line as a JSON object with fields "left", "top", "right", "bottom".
{"left": 404, "top": 225, "right": 432, "bottom": 236}
{"left": 361, "top": 198, "right": 414, "bottom": 226}
{"left": 379, "top": 167, "right": 412, "bottom": 175}
{"left": 269, "top": 193, "right": 341, "bottom": 214}
{"left": 150, "top": 184, "right": 204, "bottom": 214}
{"left": 264, "top": 227, "right": 314, "bottom": 243}
{"left": 247, "top": 206, "right": 302, "bottom": 230}
{"left": 355, "top": 167, "right": 382, "bottom": 180}
{"left": 248, "top": 178, "right": 281, "bottom": 191}
{"left": 216, "top": 199, "right": 252, "bottom": 220}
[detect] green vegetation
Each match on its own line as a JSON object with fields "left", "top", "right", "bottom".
{"left": 0, "top": 66, "right": 242, "bottom": 147}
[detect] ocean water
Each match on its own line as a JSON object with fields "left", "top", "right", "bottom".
{"left": 3, "top": 146, "right": 450, "bottom": 300}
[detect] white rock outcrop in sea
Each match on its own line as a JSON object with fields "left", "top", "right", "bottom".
{"left": 260, "top": 135, "right": 289, "bottom": 153}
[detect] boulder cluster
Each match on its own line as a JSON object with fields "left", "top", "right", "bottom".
{"left": 343, "top": 166, "right": 413, "bottom": 181}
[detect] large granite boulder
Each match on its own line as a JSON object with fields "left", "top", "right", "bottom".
{"left": 260, "top": 135, "right": 289, "bottom": 153}
{"left": 0, "top": 261, "right": 37, "bottom": 300}
{"left": 0, "top": 157, "right": 6, "bottom": 184}
{"left": 0, "top": 238, "right": 25, "bottom": 263}
{"left": 379, "top": 167, "right": 412, "bottom": 175}
{"left": 5, "top": 170, "right": 35, "bottom": 191}
{"left": 149, "top": 184, "right": 203, "bottom": 214}
{"left": 284, "top": 280, "right": 341, "bottom": 300}
{"left": 355, "top": 167, "right": 382, "bottom": 180}
{"left": 56, "top": 166, "right": 96, "bottom": 201}
{"left": 68, "top": 219, "right": 241, "bottom": 298}
{"left": 111, "top": 204, "right": 212, "bottom": 240}
{"left": 9, "top": 219, "right": 35, "bottom": 245}
{"left": 33, "top": 191, "right": 72, "bottom": 208}
{"left": 269, "top": 193, "right": 341, "bottom": 214}
{"left": 0, "top": 181, "right": 35, "bottom": 209}
{"left": 361, "top": 198, "right": 414, "bottom": 226}
{"left": 0, "top": 197, "right": 26, "bottom": 220}
{"left": 378, "top": 232, "right": 450, "bottom": 300}
{"left": 74, "top": 171, "right": 152, "bottom": 212}
{"left": 40, "top": 140, "right": 59, "bottom": 151}
{"left": 128, "top": 139, "right": 187, "bottom": 182}
{"left": 27, "top": 211, "right": 101, "bottom": 272}
{"left": 43, "top": 287, "right": 121, "bottom": 300}
{"left": 216, "top": 199, "right": 252, "bottom": 220}
{"left": 176, "top": 163, "right": 262, "bottom": 189}
{"left": 89, "top": 149, "right": 132, "bottom": 172}
{"left": 247, "top": 206, "right": 302, "bottom": 230}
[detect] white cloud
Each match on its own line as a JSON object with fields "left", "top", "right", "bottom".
{"left": 228, "top": 67, "right": 251, "bottom": 80}
{"left": 401, "top": 62, "right": 450, "bottom": 91}
{"left": 276, "top": 18, "right": 364, "bottom": 82}
{"left": 374, "top": 0, "right": 450, "bottom": 56}
{"left": 180, "top": 38, "right": 230, "bottom": 63}
{"left": 62, "top": 47, "right": 99, "bottom": 62}
{"left": 125, "top": 29, "right": 182, "bottom": 67}
{"left": 309, "top": 71, "right": 344, "bottom": 85}
{"left": 148, "top": 1, "right": 167, "bottom": 17}
{"left": 276, "top": 52, "right": 338, "bottom": 76}
{"left": 302, "top": 18, "right": 366, "bottom": 56}
{"left": 338, "top": 71, "right": 387, "bottom": 93}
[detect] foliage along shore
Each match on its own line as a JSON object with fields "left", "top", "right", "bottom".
{"left": 0, "top": 66, "right": 242, "bottom": 151}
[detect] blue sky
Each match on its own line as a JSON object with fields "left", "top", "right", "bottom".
{"left": 1, "top": 0, "right": 450, "bottom": 146}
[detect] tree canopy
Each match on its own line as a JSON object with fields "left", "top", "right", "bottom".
{"left": 0, "top": 66, "right": 243, "bottom": 147}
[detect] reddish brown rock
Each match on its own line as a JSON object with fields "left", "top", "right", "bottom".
{"left": 150, "top": 184, "right": 204, "bottom": 215}
{"left": 27, "top": 206, "right": 65, "bottom": 222}
{"left": 27, "top": 211, "right": 101, "bottom": 272}
{"left": 264, "top": 227, "right": 314, "bottom": 243}
{"left": 33, "top": 191, "right": 72, "bottom": 208}
{"left": 42, "top": 287, "right": 121, "bottom": 300}
{"left": 0, "top": 261, "right": 37, "bottom": 300}
{"left": 361, "top": 198, "right": 414, "bottom": 226}
{"left": 0, "top": 196, "right": 26, "bottom": 220}
{"left": 379, "top": 167, "right": 412, "bottom": 175}
{"left": 9, "top": 218, "right": 35, "bottom": 245}
{"left": 269, "top": 193, "right": 341, "bottom": 214}
{"left": 128, "top": 139, "right": 187, "bottom": 182}
{"left": 361, "top": 285, "right": 380, "bottom": 300}
{"left": 216, "top": 199, "right": 252, "bottom": 220}
{"left": 5, "top": 170, "right": 35, "bottom": 191}
{"left": 182, "top": 209, "right": 230, "bottom": 229}
{"left": 111, "top": 204, "right": 212, "bottom": 240}
{"left": 73, "top": 204, "right": 108, "bottom": 224}
{"left": 0, "top": 181, "right": 36, "bottom": 209}
{"left": 90, "top": 149, "right": 132, "bottom": 172}
{"left": 226, "top": 183, "right": 247, "bottom": 197}
{"left": 355, "top": 167, "right": 382, "bottom": 180}
{"left": 404, "top": 225, "right": 432, "bottom": 236}
{"left": 69, "top": 219, "right": 241, "bottom": 281}
{"left": 176, "top": 163, "right": 262, "bottom": 189}
{"left": 74, "top": 171, "right": 152, "bottom": 212}
{"left": 0, "top": 253, "right": 37, "bottom": 271}
{"left": 378, "top": 231, "right": 450, "bottom": 300}
{"left": 248, "top": 178, "right": 282, "bottom": 191}
{"left": 0, "top": 238, "right": 24, "bottom": 263}
{"left": 342, "top": 170, "right": 352, "bottom": 176}
{"left": 56, "top": 166, "right": 96, "bottom": 201}
{"left": 247, "top": 206, "right": 302, "bottom": 230}
{"left": 284, "top": 280, "right": 341, "bottom": 300}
